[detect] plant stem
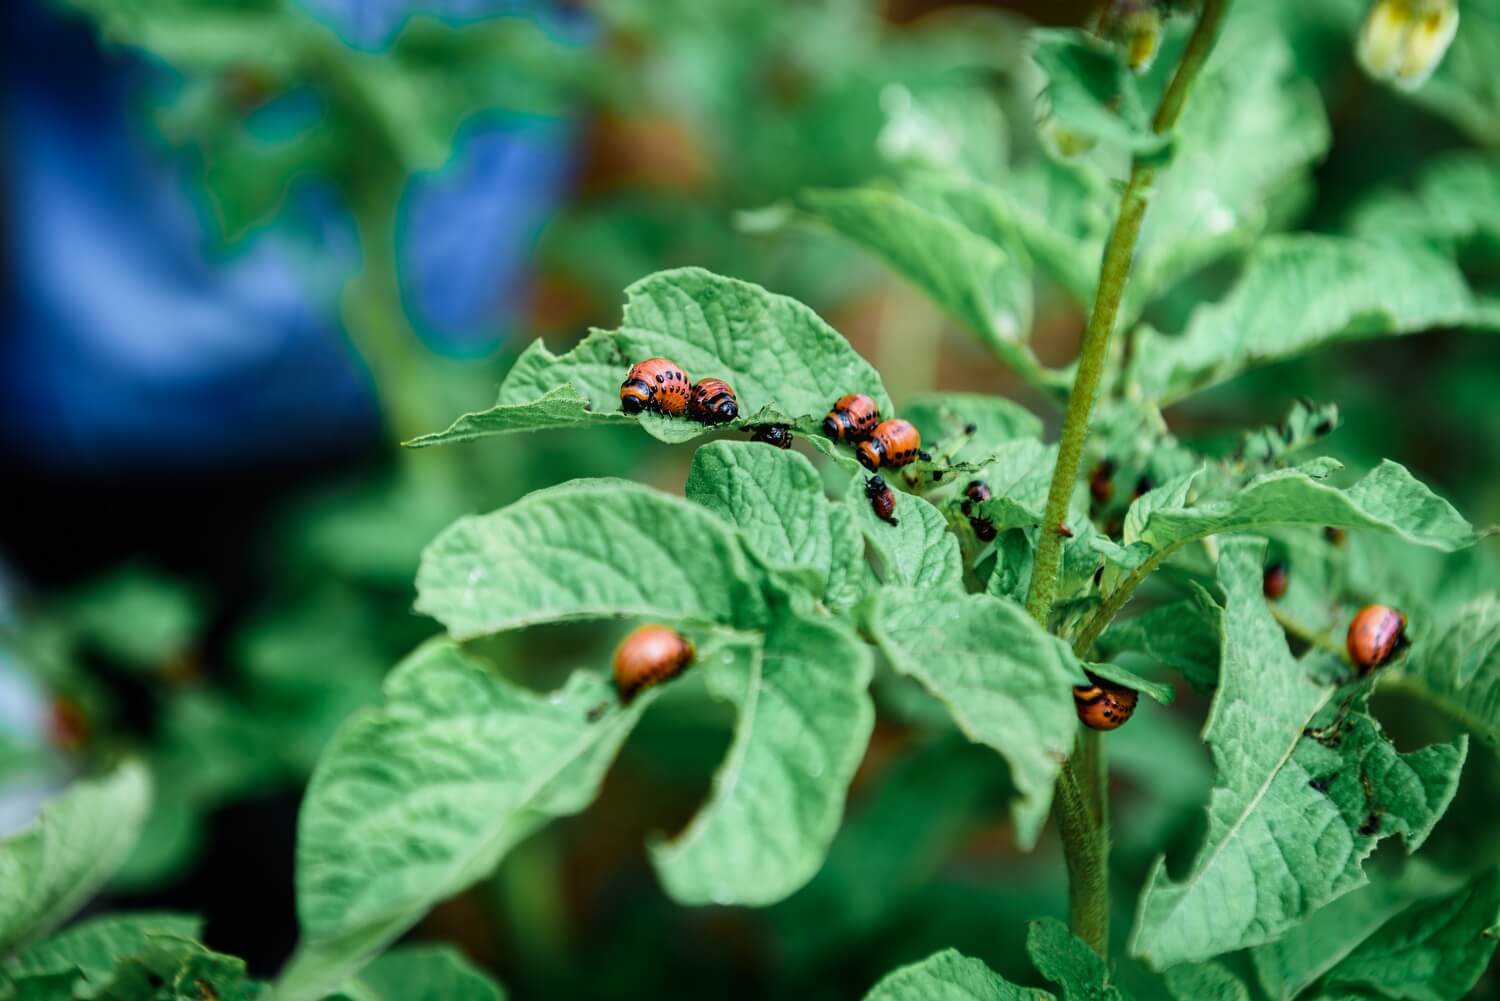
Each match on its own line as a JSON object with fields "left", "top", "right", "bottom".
{"left": 1024, "top": 0, "right": 1232, "bottom": 629}
{"left": 1055, "top": 731, "right": 1109, "bottom": 954}
{"left": 1028, "top": 0, "right": 1233, "bottom": 958}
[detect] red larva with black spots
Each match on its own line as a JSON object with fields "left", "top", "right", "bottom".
{"left": 1073, "top": 675, "right": 1139, "bottom": 731}
{"left": 856, "top": 419, "right": 921, "bottom": 471}
{"left": 822, "top": 393, "right": 881, "bottom": 443}
{"left": 613, "top": 625, "right": 694, "bottom": 702}
{"left": 865, "top": 475, "right": 898, "bottom": 525}
{"left": 1346, "top": 604, "right": 1407, "bottom": 674}
{"left": 1263, "top": 561, "right": 1288, "bottom": 600}
{"left": 688, "top": 378, "right": 739, "bottom": 424}
{"left": 620, "top": 358, "right": 691, "bottom": 416}
{"left": 961, "top": 479, "right": 997, "bottom": 542}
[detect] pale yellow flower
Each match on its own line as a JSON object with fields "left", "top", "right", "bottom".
{"left": 1357, "top": 0, "right": 1461, "bottom": 91}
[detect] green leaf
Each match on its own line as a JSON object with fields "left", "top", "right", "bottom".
{"left": 1096, "top": 585, "right": 1223, "bottom": 692}
{"left": 1126, "top": 17, "right": 1330, "bottom": 315}
{"left": 0, "top": 762, "right": 152, "bottom": 951}
{"left": 491, "top": 267, "right": 891, "bottom": 443}
{"left": 967, "top": 438, "right": 1060, "bottom": 530}
{"left": 5, "top": 912, "right": 202, "bottom": 984}
{"left": 999, "top": 157, "right": 1112, "bottom": 305}
{"left": 798, "top": 183, "right": 1046, "bottom": 388}
{"left": 1164, "top": 963, "right": 1252, "bottom": 1001}
{"left": 863, "top": 948, "right": 1051, "bottom": 1001}
{"left": 84, "top": 934, "right": 258, "bottom": 1001}
{"left": 1312, "top": 867, "right": 1500, "bottom": 1001}
{"left": 339, "top": 945, "right": 505, "bottom": 1001}
{"left": 1400, "top": 595, "right": 1500, "bottom": 752}
{"left": 685, "top": 441, "right": 864, "bottom": 610}
{"left": 1084, "top": 662, "right": 1174, "bottom": 706}
{"left": 61, "top": 568, "right": 203, "bottom": 670}
{"left": 1250, "top": 863, "right": 1497, "bottom": 1001}
{"left": 415, "top": 478, "right": 770, "bottom": 640}
{"left": 1129, "top": 236, "right": 1479, "bottom": 405}
{"left": 277, "top": 641, "right": 650, "bottom": 1001}
{"left": 1026, "top": 917, "right": 1128, "bottom": 1001}
{"left": 903, "top": 392, "right": 1044, "bottom": 465}
{"left": 868, "top": 588, "right": 1087, "bottom": 849}
{"left": 1030, "top": 30, "right": 1158, "bottom": 153}
{"left": 404, "top": 386, "right": 630, "bottom": 447}
{"left": 1111, "top": 461, "right": 1483, "bottom": 580}
{"left": 844, "top": 474, "right": 963, "bottom": 590}
{"left": 1130, "top": 540, "right": 1468, "bottom": 969}
{"left": 650, "top": 614, "right": 874, "bottom": 906}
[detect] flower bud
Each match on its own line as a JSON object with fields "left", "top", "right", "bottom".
{"left": 1096, "top": 0, "right": 1165, "bottom": 74}
{"left": 1357, "top": 0, "right": 1460, "bottom": 91}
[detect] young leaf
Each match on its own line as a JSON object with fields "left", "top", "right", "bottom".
{"left": 967, "top": 438, "right": 1060, "bottom": 530}
{"left": 404, "top": 386, "right": 630, "bottom": 447}
{"left": 868, "top": 588, "right": 1088, "bottom": 849}
{"left": 1110, "top": 461, "right": 1483, "bottom": 580}
{"left": 4, "top": 912, "right": 201, "bottom": 984}
{"left": 798, "top": 185, "right": 1046, "bottom": 389}
{"left": 339, "top": 944, "right": 505, "bottom": 1001}
{"left": 650, "top": 613, "right": 874, "bottom": 906}
{"left": 1026, "top": 917, "right": 1128, "bottom": 1001}
{"left": 1311, "top": 866, "right": 1500, "bottom": 1001}
{"left": 1096, "top": 584, "right": 1223, "bottom": 692}
{"left": 845, "top": 474, "right": 963, "bottom": 590}
{"left": 415, "top": 478, "right": 770, "bottom": 640}
{"left": 685, "top": 441, "right": 863, "bottom": 609}
{"left": 903, "top": 392, "right": 1044, "bottom": 464}
{"left": 1129, "top": 236, "right": 1478, "bottom": 405}
{"left": 1399, "top": 595, "right": 1500, "bottom": 752}
{"left": 1084, "top": 662, "right": 1174, "bottom": 706}
{"left": 863, "top": 948, "right": 1051, "bottom": 1001}
{"left": 490, "top": 267, "right": 891, "bottom": 443}
{"left": 1030, "top": 30, "right": 1158, "bottom": 153}
{"left": 0, "top": 761, "right": 152, "bottom": 951}
{"left": 1131, "top": 540, "right": 1468, "bottom": 968}
{"left": 277, "top": 641, "right": 651, "bottom": 1001}
{"left": 83, "top": 934, "right": 258, "bottom": 1001}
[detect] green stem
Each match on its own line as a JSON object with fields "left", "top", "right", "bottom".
{"left": 1055, "top": 731, "right": 1109, "bottom": 955}
{"left": 1024, "top": 0, "right": 1232, "bottom": 629}
{"left": 1072, "top": 543, "right": 1181, "bottom": 658}
{"left": 1028, "top": 0, "right": 1233, "bottom": 958}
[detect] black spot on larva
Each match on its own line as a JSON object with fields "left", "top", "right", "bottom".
{"left": 656, "top": 374, "right": 664, "bottom": 383}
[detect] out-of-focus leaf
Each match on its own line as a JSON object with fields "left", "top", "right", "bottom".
{"left": 1309, "top": 866, "right": 1500, "bottom": 1001}
{"left": 1399, "top": 595, "right": 1500, "bottom": 752}
{"left": 485, "top": 267, "right": 890, "bottom": 444}
{"left": 415, "top": 479, "right": 769, "bottom": 639}
{"left": 798, "top": 183, "right": 1047, "bottom": 389}
{"left": 61, "top": 568, "right": 203, "bottom": 670}
{"left": 868, "top": 588, "right": 1087, "bottom": 849}
{"left": 1129, "top": 236, "right": 1480, "bottom": 405}
{"left": 844, "top": 474, "right": 962, "bottom": 590}
{"left": 277, "top": 641, "right": 650, "bottom": 1001}
{"left": 85, "top": 934, "right": 259, "bottom": 1001}
{"left": 0, "top": 762, "right": 152, "bottom": 951}
{"left": 1408, "top": 0, "right": 1500, "bottom": 147}
{"left": 1131, "top": 540, "right": 1468, "bottom": 968}
{"left": 863, "top": 948, "right": 1050, "bottom": 1001}
{"left": 650, "top": 614, "right": 873, "bottom": 906}
{"left": 338, "top": 944, "right": 505, "bottom": 1001}
{"left": 1351, "top": 153, "right": 1500, "bottom": 253}
{"left": 1030, "top": 30, "right": 1157, "bottom": 153}
{"left": 1164, "top": 963, "right": 1252, "bottom": 1001}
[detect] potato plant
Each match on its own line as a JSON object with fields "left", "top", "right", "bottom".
{"left": 4, "top": 1, "right": 1500, "bottom": 1000}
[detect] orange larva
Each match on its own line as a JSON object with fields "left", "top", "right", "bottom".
{"left": 856, "top": 419, "right": 921, "bottom": 471}
{"left": 688, "top": 378, "right": 739, "bottom": 424}
{"left": 620, "top": 358, "right": 691, "bottom": 416}
{"left": 613, "top": 625, "right": 694, "bottom": 702}
{"left": 1346, "top": 604, "right": 1407, "bottom": 674}
{"left": 822, "top": 394, "right": 881, "bottom": 442}
{"left": 961, "top": 480, "right": 996, "bottom": 541}
{"left": 1073, "top": 676, "right": 1139, "bottom": 731}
